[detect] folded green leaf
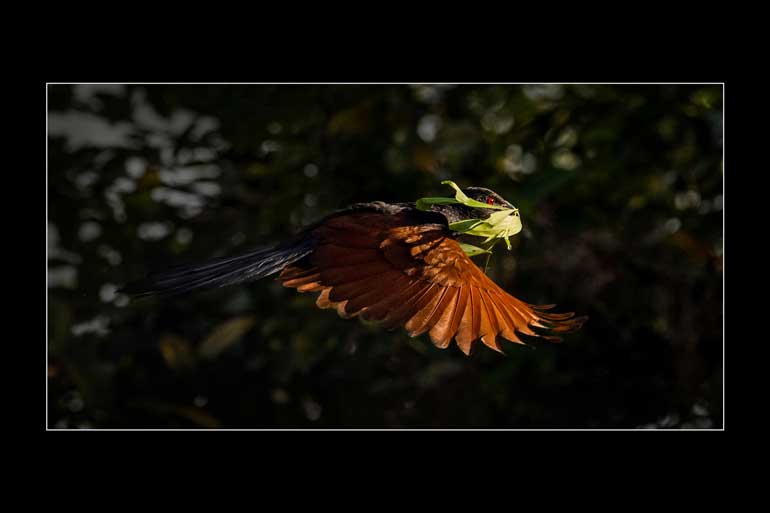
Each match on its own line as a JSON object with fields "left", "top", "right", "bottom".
{"left": 441, "top": 180, "right": 507, "bottom": 210}
{"left": 415, "top": 197, "right": 459, "bottom": 210}
{"left": 450, "top": 209, "right": 522, "bottom": 251}
{"left": 417, "top": 180, "right": 522, "bottom": 256}
{"left": 416, "top": 180, "right": 508, "bottom": 212}
{"left": 448, "top": 219, "right": 484, "bottom": 232}
{"left": 458, "top": 242, "right": 492, "bottom": 257}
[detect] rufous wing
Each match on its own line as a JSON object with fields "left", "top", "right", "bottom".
{"left": 279, "top": 211, "right": 586, "bottom": 355}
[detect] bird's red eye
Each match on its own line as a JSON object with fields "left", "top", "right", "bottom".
{"left": 486, "top": 196, "right": 494, "bottom": 205}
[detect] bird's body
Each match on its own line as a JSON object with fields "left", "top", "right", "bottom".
{"left": 122, "top": 186, "right": 585, "bottom": 355}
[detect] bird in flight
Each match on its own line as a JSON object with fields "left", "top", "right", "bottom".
{"left": 122, "top": 183, "right": 586, "bottom": 355}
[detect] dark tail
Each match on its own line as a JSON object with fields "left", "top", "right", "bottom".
{"left": 120, "top": 235, "right": 317, "bottom": 298}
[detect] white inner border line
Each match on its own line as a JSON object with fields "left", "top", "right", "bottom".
{"left": 45, "top": 82, "right": 725, "bottom": 431}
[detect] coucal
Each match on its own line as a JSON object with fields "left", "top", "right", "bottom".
{"left": 122, "top": 185, "right": 586, "bottom": 355}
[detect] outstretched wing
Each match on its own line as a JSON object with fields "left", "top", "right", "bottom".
{"left": 279, "top": 209, "right": 585, "bottom": 355}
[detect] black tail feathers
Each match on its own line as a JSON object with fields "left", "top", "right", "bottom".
{"left": 120, "top": 235, "right": 317, "bottom": 298}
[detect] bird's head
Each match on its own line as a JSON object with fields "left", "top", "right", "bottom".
{"left": 462, "top": 187, "right": 515, "bottom": 211}
{"left": 420, "top": 184, "right": 516, "bottom": 224}
{"left": 415, "top": 181, "right": 522, "bottom": 251}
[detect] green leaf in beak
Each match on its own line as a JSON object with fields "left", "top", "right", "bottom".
{"left": 447, "top": 219, "right": 484, "bottom": 232}
{"left": 416, "top": 180, "right": 509, "bottom": 212}
{"left": 415, "top": 197, "right": 460, "bottom": 210}
{"left": 449, "top": 209, "right": 522, "bottom": 250}
{"left": 458, "top": 242, "right": 493, "bottom": 257}
{"left": 416, "top": 180, "right": 522, "bottom": 257}
{"left": 440, "top": 180, "right": 507, "bottom": 210}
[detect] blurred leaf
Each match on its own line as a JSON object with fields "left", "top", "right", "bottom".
{"left": 159, "top": 334, "right": 195, "bottom": 370}
{"left": 198, "top": 315, "right": 256, "bottom": 359}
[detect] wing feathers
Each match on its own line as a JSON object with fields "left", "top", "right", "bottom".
{"left": 441, "top": 286, "right": 469, "bottom": 350}
{"left": 478, "top": 290, "right": 503, "bottom": 353}
{"left": 428, "top": 286, "right": 463, "bottom": 349}
{"left": 418, "top": 286, "right": 456, "bottom": 339}
{"left": 312, "top": 245, "right": 382, "bottom": 267}
{"left": 405, "top": 286, "right": 448, "bottom": 336}
{"left": 347, "top": 274, "right": 413, "bottom": 318}
{"left": 279, "top": 210, "right": 584, "bottom": 355}
{"left": 327, "top": 270, "right": 402, "bottom": 303}
{"left": 487, "top": 293, "right": 526, "bottom": 345}
{"left": 382, "top": 283, "right": 437, "bottom": 330}
{"left": 455, "top": 288, "right": 478, "bottom": 355}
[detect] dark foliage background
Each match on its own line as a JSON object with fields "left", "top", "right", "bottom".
{"left": 47, "top": 84, "right": 723, "bottom": 429}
